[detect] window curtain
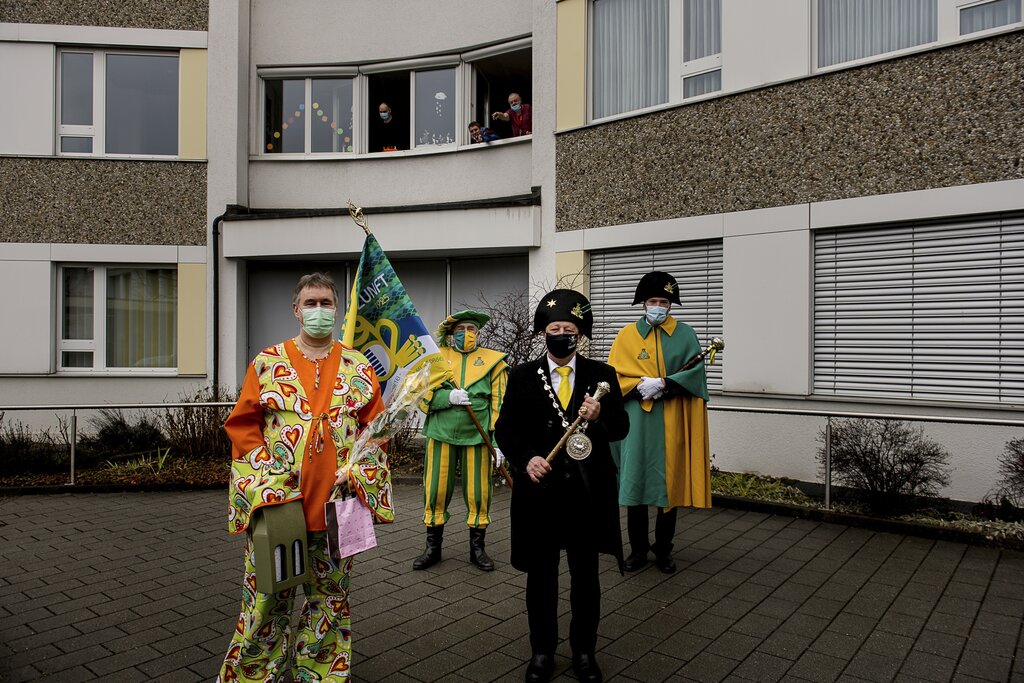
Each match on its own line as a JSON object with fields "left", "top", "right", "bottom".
{"left": 106, "top": 268, "right": 177, "bottom": 368}
{"left": 592, "top": 0, "right": 669, "bottom": 119}
{"left": 960, "top": 0, "right": 1021, "bottom": 35}
{"left": 684, "top": 0, "right": 722, "bottom": 62}
{"left": 818, "top": 0, "right": 938, "bottom": 68}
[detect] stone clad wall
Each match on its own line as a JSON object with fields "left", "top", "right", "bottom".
{"left": 0, "top": 158, "right": 206, "bottom": 245}
{"left": 556, "top": 32, "right": 1024, "bottom": 231}
{"left": 0, "top": 0, "right": 208, "bottom": 31}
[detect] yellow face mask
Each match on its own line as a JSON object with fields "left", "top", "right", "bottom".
{"left": 453, "top": 329, "right": 477, "bottom": 353}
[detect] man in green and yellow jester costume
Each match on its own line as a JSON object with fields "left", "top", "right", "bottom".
{"left": 218, "top": 272, "right": 393, "bottom": 683}
{"left": 413, "top": 309, "right": 509, "bottom": 571}
{"left": 608, "top": 271, "right": 711, "bottom": 575}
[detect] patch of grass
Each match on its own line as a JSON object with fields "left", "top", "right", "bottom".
{"left": 711, "top": 470, "right": 817, "bottom": 506}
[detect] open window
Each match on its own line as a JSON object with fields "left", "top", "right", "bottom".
{"left": 468, "top": 47, "right": 532, "bottom": 141}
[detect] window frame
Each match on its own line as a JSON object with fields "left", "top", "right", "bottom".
{"left": 588, "top": 0, "right": 722, "bottom": 123}
{"left": 954, "top": 0, "right": 1024, "bottom": 37}
{"left": 56, "top": 48, "right": 181, "bottom": 160}
{"left": 56, "top": 264, "right": 179, "bottom": 376}
{"left": 256, "top": 41, "right": 533, "bottom": 159}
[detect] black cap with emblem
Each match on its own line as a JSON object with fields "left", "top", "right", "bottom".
{"left": 533, "top": 288, "right": 594, "bottom": 338}
{"left": 632, "top": 271, "right": 681, "bottom": 305}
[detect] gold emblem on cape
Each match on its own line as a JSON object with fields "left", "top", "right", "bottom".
{"left": 546, "top": 299, "right": 557, "bottom": 308}
{"left": 638, "top": 349, "right": 650, "bottom": 360}
{"left": 664, "top": 282, "right": 676, "bottom": 294}
{"left": 571, "top": 303, "right": 584, "bottom": 319}
{"left": 474, "top": 357, "right": 484, "bottom": 366}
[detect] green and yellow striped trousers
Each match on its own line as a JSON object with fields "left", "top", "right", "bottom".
{"left": 421, "top": 438, "right": 492, "bottom": 527}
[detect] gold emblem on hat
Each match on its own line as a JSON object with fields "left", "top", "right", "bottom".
{"left": 664, "top": 282, "right": 676, "bottom": 293}
{"left": 571, "top": 303, "right": 585, "bottom": 319}
{"left": 546, "top": 299, "right": 557, "bottom": 308}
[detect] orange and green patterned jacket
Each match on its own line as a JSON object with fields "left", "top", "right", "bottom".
{"left": 225, "top": 339, "right": 394, "bottom": 534}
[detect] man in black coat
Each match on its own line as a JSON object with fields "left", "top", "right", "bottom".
{"left": 495, "top": 289, "right": 629, "bottom": 683}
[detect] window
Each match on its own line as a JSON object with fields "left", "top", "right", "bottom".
{"left": 264, "top": 77, "right": 354, "bottom": 153}
{"left": 58, "top": 50, "right": 179, "bottom": 156}
{"left": 468, "top": 47, "right": 532, "bottom": 141}
{"left": 589, "top": 241, "right": 724, "bottom": 389}
{"left": 681, "top": 0, "right": 722, "bottom": 99}
{"left": 817, "top": 0, "right": 938, "bottom": 68}
{"left": 592, "top": 0, "right": 670, "bottom": 119}
{"left": 590, "top": 0, "right": 720, "bottom": 119}
{"left": 959, "top": 0, "right": 1022, "bottom": 35}
{"left": 813, "top": 214, "right": 1024, "bottom": 404}
{"left": 59, "top": 266, "right": 178, "bottom": 372}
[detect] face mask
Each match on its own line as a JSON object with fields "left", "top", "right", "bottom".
{"left": 301, "top": 307, "right": 336, "bottom": 338}
{"left": 510, "top": 104, "right": 522, "bottom": 113}
{"left": 645, "top": 306, "right": 668, "bottom": 326}
{"left": 545, "top": 332, "right": 577, "bottom": 359}
{"left": 379, "top": 112, "right": 389, "bottom": 120}
{"left": 453, "top": 329, "right": 477, "bottom": 353}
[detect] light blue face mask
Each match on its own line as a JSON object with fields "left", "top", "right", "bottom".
{"left": 379, "top": 112, "right": 390, "bottom": 120}
{"left": 645, "top": 305, "right": 668, "bottom": 326}
{"left": 301, "top": 307, "right": 336, "bottom": 338}
{"left": 510, "top": 103, "right": 522, "bottom": 113}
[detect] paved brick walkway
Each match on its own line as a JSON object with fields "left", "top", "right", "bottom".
{"left": 1, "top": 486, "right": 1022, "bottom": 682}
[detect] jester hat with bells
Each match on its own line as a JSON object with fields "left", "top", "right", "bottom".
{"left": 632, "top": 271, "right": 681, "bottom": 306}
{"left": 436, "top": 309, "right": 490, "bottom": 346}
{"left": 533, "top": 289, "right": 594, "bottom": 338}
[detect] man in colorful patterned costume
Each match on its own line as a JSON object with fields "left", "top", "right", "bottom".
{"left": 414, "top": 310, "right": 508, "bottom": 571}
{"left": 608, "top": 271, "right": 711, "bottom": 575}
{"left": 218, "top": 272, "right": 393, "bottom": 683}
{"left": 496, "top": 290, "right": 629, "bottom": 683}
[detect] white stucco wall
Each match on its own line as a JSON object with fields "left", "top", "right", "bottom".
{"left": 0, "top": 41, "right": 54, "bottom": 156}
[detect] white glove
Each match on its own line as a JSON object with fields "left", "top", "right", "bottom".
{"left": 493, "top": 447, "right": 505, "bottom": 470}
{"left": 448, "top": 388, "right": 471, "bottom": 406}
{"left": 637, "top": 377, "right": 665, "bottom": 401}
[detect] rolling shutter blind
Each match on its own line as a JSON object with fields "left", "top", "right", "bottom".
{"left": 589, "top": 240, "right": 724, "bottom": 389}
{"left": 814, "top": 213, "right": 1024, "bottom": 404}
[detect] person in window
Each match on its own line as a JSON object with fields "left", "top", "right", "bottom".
{"left": 413, "top": 310, "right": 509, "bottom": 572}
{"left": 495, "top": 289, "right": 629, "bottom": 683}
{"left": 370, "top": 101, "right": 408, "bottom": 152}
{"left": 218, "top": 272, "right": 393, "bottom": 683}
{"left": 468, "top": 120, "right": 500, "bottom": 144}
{"left": 607, "top": 271, "right": 712, "bottom": 575}
{"left": 491, "top": 92, "right": 532, "bottom": 136}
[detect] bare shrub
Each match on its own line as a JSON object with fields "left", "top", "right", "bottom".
{"left": 468, "top": 288, "right": 545, "bottom": 367}
{"left": 162, "top": 385, "right": 235, "bottom": 461}
{"left": 0, "top": 416, "right": 67, "bottom": 475}
{"left": 987, "top": 437, "right": 1024, "bottom": 509}
{"left": 817, "top": 418, "right": 951, "bottom": 515}
{"left": 78, "top": 410, "right": 167, "bottom": 466}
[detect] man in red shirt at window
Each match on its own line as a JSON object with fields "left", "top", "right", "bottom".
{"left": 491, "top": 92, "right": 532, "bottom": 136}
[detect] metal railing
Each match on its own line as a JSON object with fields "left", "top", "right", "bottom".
{"left": 0, "top": 402, "right": 234, "bottom": 486}
{"left": 3, "top": 401, "right": 1024, "bottom": 502}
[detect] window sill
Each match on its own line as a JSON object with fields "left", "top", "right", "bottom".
{"left": 55, "top": 370, "right": 180, "bottom": 377}
{"left": 250, "top": 134, "right": 531, "bottom": 161}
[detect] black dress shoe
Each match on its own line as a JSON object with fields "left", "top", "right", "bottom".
{"left": 623, "top": 550, "right": 649, "bottom": 572}
{"left": 572, "top": 652, "right": 603, "bottom": 683}
{"left": 655, "top": 554, "right": 677, "bottom": 574}
{"left": 525, "top": 653, "right": 554, "bottom": 683}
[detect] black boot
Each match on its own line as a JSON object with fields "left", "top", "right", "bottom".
{"left": 469, "top": 527, "right": 495, "bottom": 571}
{"left": 412, "top": 525, "right": 443, "bottom": 570}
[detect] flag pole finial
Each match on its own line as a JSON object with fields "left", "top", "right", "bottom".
{"left": 347, "top": 201, "right": 372, "bottom": 236}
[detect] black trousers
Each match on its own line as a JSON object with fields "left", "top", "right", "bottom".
{"left": 626, "top": 505, "right": 677, "bottom": 557}
{"left": 525, "top": 541, "right": 600, "bottom": 657}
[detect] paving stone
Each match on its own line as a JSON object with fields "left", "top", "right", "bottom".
{"left": 786, "top": 650, "right": 847, "bottom": 682}
{"left": 900, "top": 650, "right": 957, "bottom": 681}
{"left": 954, "top": 649, "right": 1013, "bottom": 682}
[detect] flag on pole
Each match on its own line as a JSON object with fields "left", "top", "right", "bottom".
{"left": 341, "top": 233, "right": 452, "bottom": 403}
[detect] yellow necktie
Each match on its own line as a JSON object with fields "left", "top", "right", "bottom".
{"left": 556, "top": 366, "right": 572, "bottom": 409}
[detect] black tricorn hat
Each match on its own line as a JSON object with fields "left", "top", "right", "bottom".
{"left": 633, "top": 271, "right": 681, "bottom": 305}
{"left": 533, "top": 289, "right": 594, "bottom": 338}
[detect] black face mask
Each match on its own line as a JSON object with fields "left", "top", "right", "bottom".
{"left": 545, "top": 333, "right": 578, "bottom": 359}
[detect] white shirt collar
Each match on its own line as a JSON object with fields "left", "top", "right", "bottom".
{"left": 546, "top": 354, "right": 577, "bottom": 376}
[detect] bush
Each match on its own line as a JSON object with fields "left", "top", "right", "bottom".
{"left": 470, "top": 288, "right": 546, "bottom": 367}
{"left": 986, "top": 437, "right": 1024, "bottom": 510}
{"left": 0, "top": 416, "right": 68, "bottom": 475}
{"left": 77, "top": 409, "right": 167, "bottom": 467}
{"left": 817, "top": 418, "right": 951, "bottom": 515}
{"left": 161, "top": 385, "right": 235, "bottom": 461}
{"left": 385, "top": 423, "right": 425, "bottom": 474}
